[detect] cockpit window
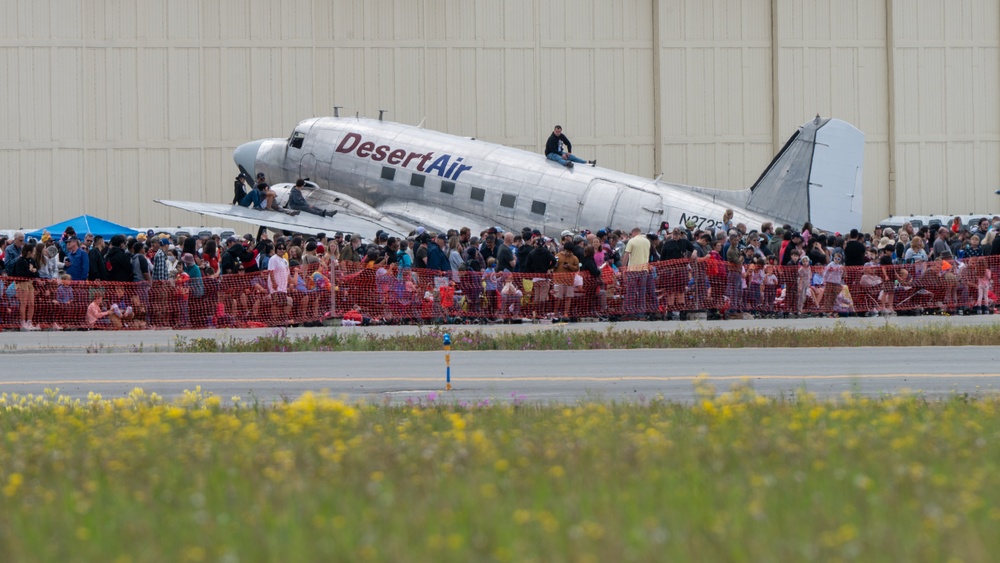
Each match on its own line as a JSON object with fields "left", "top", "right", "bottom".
{"left": 289, "top": 131, "right": 306, "bottom": 149}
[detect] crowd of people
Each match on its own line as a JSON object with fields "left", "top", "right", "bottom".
{"left": 2, "top": 208, "right": 1000, "bottom": 330}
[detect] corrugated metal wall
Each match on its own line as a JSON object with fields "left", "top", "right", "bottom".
{"left": 1, "top": 0, "right": 998, "bottom": 231}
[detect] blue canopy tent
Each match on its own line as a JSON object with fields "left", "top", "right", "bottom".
{"left": 27, "top": 215, "right": 139, "bottom": 240}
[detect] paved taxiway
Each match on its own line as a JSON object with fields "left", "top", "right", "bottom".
{"left": 2, "top": 315, "right": 998, "bottom": 403}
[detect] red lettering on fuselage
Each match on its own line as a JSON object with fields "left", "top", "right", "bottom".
{"left": 334, "top": 132, "right": 473, "bottom": 181}
{"left": 387, "top": 149, "right": 406, "bottom": 165}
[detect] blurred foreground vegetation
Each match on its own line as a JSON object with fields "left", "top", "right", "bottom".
{"left": 1, "top": 385, "right": 998, "bottom": 562}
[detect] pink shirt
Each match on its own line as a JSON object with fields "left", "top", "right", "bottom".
{"left": 86, "top": 302, "right": 109, "bottom": 326}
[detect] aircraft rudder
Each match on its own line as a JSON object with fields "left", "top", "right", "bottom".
{"left": 746, "top": 117, "right": 864, "bottom": 232}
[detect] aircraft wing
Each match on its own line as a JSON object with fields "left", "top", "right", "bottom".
{"left": 377, "top": 200, "right": 497, "bottom": 237}
{"left": 155, "top": 200, "right": 410, "bottom": 238}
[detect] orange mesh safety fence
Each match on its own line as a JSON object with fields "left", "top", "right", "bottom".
{"left": 2, "top": 256, "right": 997, "bottom": 329}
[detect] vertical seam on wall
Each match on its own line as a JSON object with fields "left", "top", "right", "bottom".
{"left": 200, "top": 0, "right": 206, "bottom": 226}
{"left": 533, "top": 0, "right": 540, "bottom": 153}
{"left": 885, "top": 0, "right": 896, "bottom": 216}
{"left": 771, "top": 0, "right": 780, "bottom": 156}
{"left": 652, "top": 0, "right": 661, "bottom": 178}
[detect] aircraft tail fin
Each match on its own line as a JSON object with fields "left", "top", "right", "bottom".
{"left": 746, "top": 117, "right": 864, "bottom": 233}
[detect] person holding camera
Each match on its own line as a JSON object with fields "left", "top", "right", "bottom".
{"left": 63, "top": 236, "right": 89, "bottom": 281}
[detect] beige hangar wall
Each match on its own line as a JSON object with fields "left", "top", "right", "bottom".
{"left": 1, "top": 0, "right": 998, "bottom": 232}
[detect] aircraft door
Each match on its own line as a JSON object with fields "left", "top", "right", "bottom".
{"left": 577, "top": 179, "right": 621, "bottom": 231}
{"left": 612, "top": 187, "right": 664, "bottom": 232}
{"left": 283, "top": 121, "right": 315, "bottom": 180}
{"left": 299, "top": 153, "right": 318, "bottom": 180}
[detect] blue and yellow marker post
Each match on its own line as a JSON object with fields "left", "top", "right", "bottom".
{"left": 443, "top": 333, "right": 452, "bottom": 391}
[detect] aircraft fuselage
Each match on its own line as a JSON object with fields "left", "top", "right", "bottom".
{"left": 239, "top": 116, "right": 775, "bottom": 237}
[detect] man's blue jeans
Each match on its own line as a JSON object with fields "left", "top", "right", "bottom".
{"left": 239, "top": 190, "right": 263, "bottom": 209}
{"left": 547, "top": 153, "right": 586, "bottom": 166}
{"left": 625, "top": 270, "right": 649, "bottom": 314}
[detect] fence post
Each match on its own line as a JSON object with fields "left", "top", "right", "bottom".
{"left": 443, "top": 332, "right": 451, "bottom": 391}
{"left": 329, "top": 257, "right": 337, "bottom": 319}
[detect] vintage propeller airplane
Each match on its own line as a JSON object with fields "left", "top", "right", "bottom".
{"left": 157, "top": 113, "right": 863, "bottom": 238}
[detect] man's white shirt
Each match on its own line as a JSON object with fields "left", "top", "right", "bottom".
{"left": 268, "top": 254, "right": 289, "bottom": 293}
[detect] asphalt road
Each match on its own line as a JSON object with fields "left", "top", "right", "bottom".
{"left": 2, "top": 322, "right": 999, "bottom": 403}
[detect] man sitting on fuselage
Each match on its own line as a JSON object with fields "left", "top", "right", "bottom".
{"left": 544, "top": 125, "right": 595, "bottom": 169}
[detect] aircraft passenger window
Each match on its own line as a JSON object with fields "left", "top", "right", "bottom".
{"left": 381, "top": 166, "right": 395, "bottom": 181}
{"left": 500, "top": 194, "right": 516, "bottom": 208}
{"left": 289, "top": 131, "right": 306, "bottom": 149}
{"left": 531, "top": 201, "right": 546, "bottom": 215}
{"left": 470, "top": 187, "right": 486, "bottom": 202}
{"left": 440, "top": 181, "right": 455, "bottom": 195}
{"left": 410, "top": 174, "right": 425, "bottom": 188}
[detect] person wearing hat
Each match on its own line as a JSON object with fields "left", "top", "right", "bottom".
{"left": 427, "top": 233, "right": 450, "bottom": 273}
{"left": 60, "top": 236, "right": 89, "bottom": 281}
{"left": 219, "top": 236, "right": 243, "bottom": 275}
{"left": 146, "top": 237, "right": 170, "bottom": 326}
{"left": 781, "top": 231, "right": 804, "bottom": 266}
{"left": 233, "top": 172, "right": 249, "bottom": 205}
{"left": 150, "top": 237, "right": 170, "bottom": 280}
{"left": 58, "top": 226, "right": 77, "bottom": 255}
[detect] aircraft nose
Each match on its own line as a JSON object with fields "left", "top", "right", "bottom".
{"left": 233, "top": 140, "right": 264, "bottom": 179}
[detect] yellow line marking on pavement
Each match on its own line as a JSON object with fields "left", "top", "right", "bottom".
{"left": 0, "top": 373, "right": 998, "bottom": 386}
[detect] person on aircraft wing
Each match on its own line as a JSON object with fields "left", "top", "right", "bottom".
{"left": 288, "top": 178, "right": 336, "bottom": 217}
{"left": 247, "top": 172, "right": 299, "bottom": 216}
{"left": 237, "top": 174, "right": 268, "bottom": 210}
{"left": 233, "top": 174, "right": 249, "bottom": 205}
{"left": 544, "top": 125, "right": 596, "bottom": 169}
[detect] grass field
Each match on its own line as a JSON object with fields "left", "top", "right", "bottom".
{"left": 173, "top": 323, "right": 1000, "bottom": 353}
{"left": 1, "top": 385, "right": 998, "bottom": 562}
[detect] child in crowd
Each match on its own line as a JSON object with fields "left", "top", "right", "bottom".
{"left": 833, "top": 285, "right": 855, "bottom": 316}
{"left": 762, "top": 264, "right": 778, "bottom": 315}
{"left": 86, "top": 292, "right": 112, "bottom": 328}
{"left": 483, "top": 257, "right": 498, "bottom": 315}
{"left": 500, "top": 272, "right": 523, "bottom": 318}
{"left": 975, "top": 261, "right": 992, "bottom": 314}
